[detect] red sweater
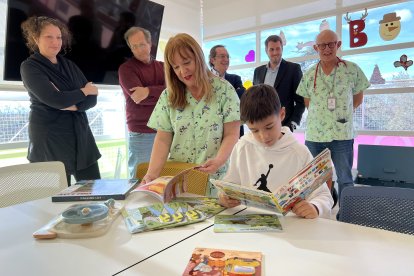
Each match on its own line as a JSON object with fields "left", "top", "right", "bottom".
{"left": 118, "top": 57, "right": 165, "bottom": 133}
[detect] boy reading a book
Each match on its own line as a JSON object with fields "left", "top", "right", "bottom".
{"left": 219, "top": 84, "right": 333, "bottom": 218}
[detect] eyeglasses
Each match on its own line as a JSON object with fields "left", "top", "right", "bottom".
{"left": 130, "top": 43, "right": 148, "bottom": 50}
{"left": 215, "top": 54, "right": 230, "bottom": 59}
{"left": 316, "top": 41, "right": 337, "bottom": 50}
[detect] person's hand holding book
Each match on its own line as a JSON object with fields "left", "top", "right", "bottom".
{"left": 218, "top": 192, "right": 240, "bottom": 208}
{"left": 291, "top": 200, "right": 319, "bottom": 219}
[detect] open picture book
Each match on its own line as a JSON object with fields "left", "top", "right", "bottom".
{"left": 131, "top": 167, "right": 198, "bottom": 202}
{"left": 211, "top": 148, "right": 332, "bottom": 215}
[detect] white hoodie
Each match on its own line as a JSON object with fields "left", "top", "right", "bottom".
{"left": 223, "top": 127, "right": 334, "bottom": 218}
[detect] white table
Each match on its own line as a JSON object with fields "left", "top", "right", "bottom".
{"left": 0, "top": 193, "right": 242, "bottom": 276}
{"left": 122, "top": 208, "right": 414, "bottom": 276}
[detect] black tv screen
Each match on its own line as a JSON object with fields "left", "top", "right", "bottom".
{"left": 5, "top": 0, "right": 164, "bottom": 84}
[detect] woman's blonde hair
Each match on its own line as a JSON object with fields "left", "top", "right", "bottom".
{"left": 164, "top": 33, "right": 213, "bottom": 109}
{"left": 21, "top": 16, "right": 72, "bottom": 54}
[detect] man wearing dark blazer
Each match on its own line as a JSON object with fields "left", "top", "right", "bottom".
{"left": 253, "top": 35, "right": 305, "bottom": 131}
{"left": 209, "top": 45, "right": 245, "bottom": 136}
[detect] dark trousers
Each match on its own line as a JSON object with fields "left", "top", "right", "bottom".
{"left": 67, "top": 162, "right": 101, "bottom": 186}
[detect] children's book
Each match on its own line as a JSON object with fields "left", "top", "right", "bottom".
{"left": 122, "top": 201, "right": 207, "bottom": 233}
{"left": 182, "top": 247, "right": 262, "bottom": 276}
{"left": 211, "top": 148, "right": 333, "bottom": 215}
{"left": 214, "top": 214, "right": 282, "bottom": 233}
{"left": 172, "top": 197, "right": 226, "bottom": 218}
{"left": 131, "top": 167, "right": 198, "bottom": 203}
{"left": 51, "top": 179, "right": 139, "bottom": 202}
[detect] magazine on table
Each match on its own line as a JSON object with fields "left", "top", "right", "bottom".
{"left": 211, "top": 148, "right": 332, "bottom": 215}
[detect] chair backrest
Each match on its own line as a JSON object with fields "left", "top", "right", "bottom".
{"left": 136, "top": 162, "right": 209, "bottom": 196}
{"left": 339, "top": 186, "right": 414, "bottom": 235}
{"left": 0, "top": 161, "right": 68, "bottom": 208}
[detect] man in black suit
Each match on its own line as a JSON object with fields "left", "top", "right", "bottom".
{"left": 209, "top": 45, "right": 246, "bottom": 136}
{"left": 253, "top": 35, "right": 305, "bottom": 131}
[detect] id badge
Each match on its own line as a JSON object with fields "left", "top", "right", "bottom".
{"left": 327, "top": 97, "right": 336, "bottom": 111}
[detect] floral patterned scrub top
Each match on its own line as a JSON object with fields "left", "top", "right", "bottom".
{"left": 297, "top": 60, "right": 370, "bottom": 142}
{"left": 147, "top": 77, "right": 240, "bottom": 179}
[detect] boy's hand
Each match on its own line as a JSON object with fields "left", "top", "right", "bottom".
{"left": 291, "top": 200, "right": 319, "bottom": 219}
{"left": 218, "top": 192, "right": 240, "bottom": 208}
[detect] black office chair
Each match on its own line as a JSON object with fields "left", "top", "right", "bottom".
{"left": 338, "top": 186, "right": 414, "bottom": 235}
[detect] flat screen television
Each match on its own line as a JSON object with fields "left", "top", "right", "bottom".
{"left": 5, "top": 0, "right": 164, "bottom": 85}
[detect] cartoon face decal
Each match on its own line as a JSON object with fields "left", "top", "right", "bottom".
{"left": 379, "top": 12, "right": 401, "bottom": 41}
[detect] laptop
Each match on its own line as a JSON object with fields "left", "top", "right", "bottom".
{"left": 356, "top": 144, "right": 414, "bottom": 188}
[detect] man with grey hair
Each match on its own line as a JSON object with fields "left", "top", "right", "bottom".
{"left": 297, "top": 29, "right": 370, "bottom": 209}
{"left": 209, "top": 45, "right": 245, "bottom": 136}
{"left": 118, "top": 27, "right": 165, "bottom": 178}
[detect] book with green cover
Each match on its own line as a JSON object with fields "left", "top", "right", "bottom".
{"left": 214, "top": 214, "right": 282, "bottom": 233}
{"left": 172, "top": 197, "right": 226, "bottom": 218}
{"left": 122, "top": 201, "right": 206, "bottom": 233}
{"left": 51, "top": 179, "right": 139, "bottom": 202}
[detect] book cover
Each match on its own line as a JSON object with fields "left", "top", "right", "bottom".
{"left": 51, "top": 179, "right": 139, "bottom": 202}
{"left": 211, "top": 148, "right": 333, "bottom": 215}
{"left": 122, "top": 201, "right": 207, "bottom": 233}
{"left": 182, "top": 247, "right": 262, "bottom": 276}
{"left": 172, "top": 197, "right": 226, "bottom": 218}
{"left": 132, "top": 167, "right": 197, "bottom": 203}
{"left": 214, "top": 214, "right": 282, "bottom": 233}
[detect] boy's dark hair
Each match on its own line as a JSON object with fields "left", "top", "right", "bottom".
{"left": 240, "top": 84, "right": 281, "bottom": 123}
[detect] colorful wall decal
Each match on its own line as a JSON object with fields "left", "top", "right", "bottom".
{"left": 244, "top": 50, "right": 255, "bottom": 62}
{"left": 394, "top": 54, "right": 413, "bottom": 71}
{"left": 379, "top": 12, "right": 401, "bottom": 41}
{"left": 344, "top": 8, "right": 368, "bottom": 48}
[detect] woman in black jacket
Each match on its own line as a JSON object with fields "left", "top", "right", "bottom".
{"left": 20, "top": 16, "right": 101, "bottom": 185}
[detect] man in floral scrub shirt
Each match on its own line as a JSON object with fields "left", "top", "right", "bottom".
{"left": 297, "top": 30, "right": 370, "bottom": 204}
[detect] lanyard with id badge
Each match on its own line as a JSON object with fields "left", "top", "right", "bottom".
{"left": 314, "top": 61, "right": 338, "bottom": 111}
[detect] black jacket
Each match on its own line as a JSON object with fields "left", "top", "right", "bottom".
{"left": 253, "top": 59, "right": 305, "bottom": 126}
{"left": 20, "top": 52, "right": 101, "bottom": 172}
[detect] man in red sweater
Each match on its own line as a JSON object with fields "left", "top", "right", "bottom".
{"left": 118, "top": 27, "right": 165, "bottom": 178}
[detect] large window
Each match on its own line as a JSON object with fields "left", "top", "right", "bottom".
{"left": 203, "top": 0, "right": 414, "bottom": 136}
{"left": 261, "top": 17, "right": 336, "bottom": 60}
{"left": 203, "top": 33, "right": 257, "bottom": 67}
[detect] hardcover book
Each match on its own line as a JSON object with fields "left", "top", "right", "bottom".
{"left": 182, "top": 247, "right": 262, "bottom": 276}
{"left": 211, "top": 148, "right": 333, "bottom": 215}
{"left": 51, "top": 179, "right": 138, "bottom": 202}
{"left": 214, "top": 214, "right": 282, "bottom": 233}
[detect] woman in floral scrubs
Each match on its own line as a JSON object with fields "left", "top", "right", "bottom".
{"left": 142, "top": 33, "right": 240, "bottom": 196}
